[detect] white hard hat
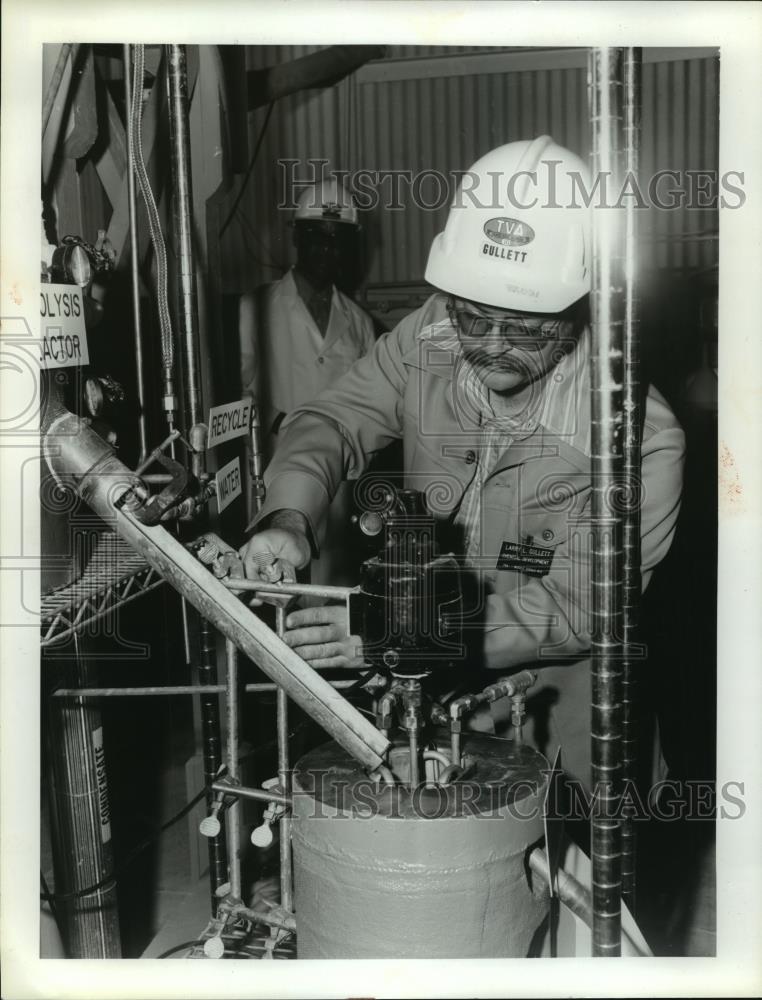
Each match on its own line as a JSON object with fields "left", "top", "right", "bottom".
{"left": 425, "top": 136, "right": 591, "bottom": 313}
{"left": 294, "top": 179, "right": 359, "bottom": 226}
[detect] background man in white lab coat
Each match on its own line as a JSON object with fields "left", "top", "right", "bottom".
{"left": 239, "top": 179, "right": 375, "bottom": 585}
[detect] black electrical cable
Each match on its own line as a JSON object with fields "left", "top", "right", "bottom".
{"left": 40, "top": 869, "right": 66, "bottom": 946}
{"left": 39, "top": 784, "right": 208, "bottom": 904}
{"left": 219, "top": 101, "right": 275, "bottom": 239}
{"left": 39, "top": 723, "right": 309, "bottom": 905}
{"left": 157, "top": 939, "right": 204, "bottom": 959}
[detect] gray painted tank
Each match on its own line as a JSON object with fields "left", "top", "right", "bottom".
{"left": 291, "top": 733, "right": 549, "bottom": 958}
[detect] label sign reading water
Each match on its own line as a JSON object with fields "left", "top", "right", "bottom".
{"left": 215, "top": 456, "right": 242, "bottom": 513}
{"left": 92, "top": 726, "right": 112, "bottom": 844}
{"left": 39, "top": 284, "right": 89, "bottom": 369}
{"left": 207, "top": 399, "right": 252, "bottom": 449}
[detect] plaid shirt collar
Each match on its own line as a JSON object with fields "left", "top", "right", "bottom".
{"left": 417, "top": 318, "right": 592, "bottom": 458}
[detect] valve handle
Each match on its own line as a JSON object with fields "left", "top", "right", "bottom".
{"left": 203, "top": 935, "right": 225, "bottom": 959}
{"left": 251, "top": 822, "right": 274, "bottom": 848}
{"left": 199, "top": 815, "right": 221, "bottom": 838}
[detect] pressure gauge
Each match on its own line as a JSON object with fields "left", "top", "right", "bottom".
{"left": 84, "top": 377, "right": 105, "bottom": 418}
{"left": 52, "top": 242, "right": 92, "bottom": 287}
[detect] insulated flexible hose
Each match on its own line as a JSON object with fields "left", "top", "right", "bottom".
{"left": 129, "top": 45, "right": 175, "bottom": 404}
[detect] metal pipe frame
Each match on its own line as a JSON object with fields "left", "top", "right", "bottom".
{"left": 224, "top": 579, "right": 359, "bottom": 601}
{"left": 211, "top": 781, "right": 291, "bottom": 809}
{"left": 123, "top": 44, "right": 149, "bottom": 464}
{"left": 588, "top": 45, "right": 628, "bottom": 957}
{"left": 620, "top": 47, "right": 644, "bottom": 910}
{"left": 52, "top": 680, "right": 358, "bottom": 697}
{"left": 275, "top": 607, "right": 294, "bottom": 913}
{"left": 199, "top": 617, "right": 228, "bottom": 907}
{"left": 165, "top": 43, "right": 203, "bottom": 477}
{"left": 224, "top": 640, "right": 242, "bottom": 900}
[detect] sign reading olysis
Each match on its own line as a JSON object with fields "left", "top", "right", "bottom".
{"left": 39, "top": 283, "right": 89, "bottom": 369}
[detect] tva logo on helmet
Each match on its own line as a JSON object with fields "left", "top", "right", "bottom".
{"left": 483, "top": 217, "right": 535, "bottom": 248}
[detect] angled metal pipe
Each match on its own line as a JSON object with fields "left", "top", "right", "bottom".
{"left": 42, "top": 407, "right": 390, "bottom": 775}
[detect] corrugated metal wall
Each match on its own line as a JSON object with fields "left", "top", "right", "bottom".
{"left": 218, "top": 48, "right": 719, "bottom": 295}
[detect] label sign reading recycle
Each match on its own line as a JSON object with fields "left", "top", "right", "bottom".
{"left": 207, "top": 399, "right": 252, "bottom": 449}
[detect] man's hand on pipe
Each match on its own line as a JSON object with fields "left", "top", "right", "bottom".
{"left": 283, "top": 604, "right": 365, "bottom": 670}
{"left": 238, "top": 512, "right": 311, "bottom": 606}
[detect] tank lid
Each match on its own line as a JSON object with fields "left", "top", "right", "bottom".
{"left": 293, "top": 732, "right": 549, "bottom": 820}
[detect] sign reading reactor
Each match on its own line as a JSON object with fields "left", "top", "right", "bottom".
{"left": 39, "top": 283, "right": 89, "bottom": 369}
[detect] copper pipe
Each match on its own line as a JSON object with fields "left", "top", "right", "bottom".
{"left": 588, "top": 45, "right": 626, "bottom": 958}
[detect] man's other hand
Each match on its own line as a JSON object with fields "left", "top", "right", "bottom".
{"left": 283, "top": 604, "right": 365, "bottom": 670}
{"left": 238, "top": 511, "right": 311, "bottom": 598}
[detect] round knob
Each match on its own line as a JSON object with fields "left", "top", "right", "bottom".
{"left": 359, "top": 511, "right": 385, "bottom": 536}
{"left": 199, "top": 815, "right": 221, "bottom": 838}
{"left": 251, "top": 822, "right": 274, "bottom": 848}
{"left": 203, "top": 935, "right": 225, "bottom": 959}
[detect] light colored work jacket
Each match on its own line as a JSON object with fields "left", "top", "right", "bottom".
{"left": 255, "top": 293, "right": 685, "bottom": 782}
{"left": 240, "top": 268, "right": 375, "bottom": 585}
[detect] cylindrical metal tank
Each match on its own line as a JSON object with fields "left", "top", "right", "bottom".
{"left": 292, "top": 733, "right": 549, "bottom": 958}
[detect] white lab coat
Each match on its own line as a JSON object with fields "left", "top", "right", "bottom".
{"left": 239, "top": 268, "right": 375, "bottom": 585}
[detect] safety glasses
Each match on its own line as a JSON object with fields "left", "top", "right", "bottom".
{"left": 447, "top": 297, "right": 574, "bottom": 352}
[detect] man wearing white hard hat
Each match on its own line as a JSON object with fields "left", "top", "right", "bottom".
{"left": 239, "top": 178, "right": 375, "bottom": 586}
{"left": 239, "top": 137, "right": 685, "bottom": 784}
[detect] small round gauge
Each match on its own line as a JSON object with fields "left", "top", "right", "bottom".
{"left": 84, "top": 377, "right": 104, "bottom": 417}
{"left": 52, "top": 243, "right": 92, "bottom": 287}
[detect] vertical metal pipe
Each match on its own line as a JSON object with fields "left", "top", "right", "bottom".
{"left": 588, "top": 46, "right": 626, "bottom": 957}
{"left": 166, "top": 43, "right": 203, "bottom": 477}
{"left": 250, "top": 405, "right": 266, "bottom": 516}
{"left": 408, "top": 730, "right": 420, "bottom": 787}
{"left": 621, "top": 47, "right": 643, "bottom": 909}
{"left": 166, "top": 44, "right": 229, "bottom": 915}
{"left": 123, "top": 44, "right": 149, "bottom": 464}
{"left": 199, "top": 618, "right": 227, "bottom": 911}
{"left": 224, "top": 639, "right": 242, "bottom": 900}
{"left": 275, "top": 606, "right": 293, "bottom": 913}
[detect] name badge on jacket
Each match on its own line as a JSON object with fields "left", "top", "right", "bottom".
{"left": 496, "top": 536, "right": 555, "bottom": 577}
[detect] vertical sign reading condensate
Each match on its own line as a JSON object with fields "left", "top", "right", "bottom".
{"left": 92, "top": 726, "right": 112, "bottom": 844}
